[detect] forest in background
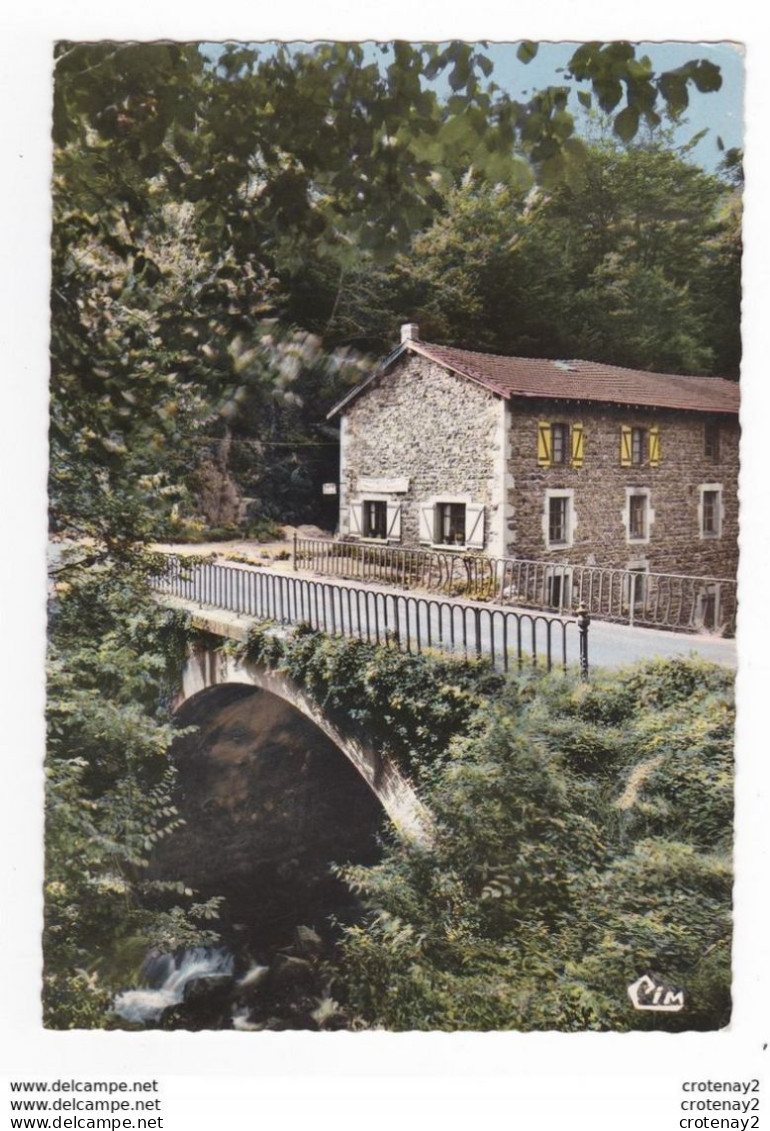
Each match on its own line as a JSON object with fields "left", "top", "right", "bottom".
{"left": 51, "top": 40, "right": 740, "bottom": 538}
{"left": 46, "top": 41, "right": 739, "bottom": 1029}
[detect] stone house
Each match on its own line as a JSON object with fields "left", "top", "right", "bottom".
{"left": 328, "top": 324, "right": 740, "bottom": 581}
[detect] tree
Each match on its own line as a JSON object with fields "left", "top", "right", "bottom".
{"left": 45, "top": 41, "right": 731, "bottom": 1028}
{"left": 50, "top": 41, "right": 731, "bottom": 545}
{"left": 528, "top": 136, "right": 732, "bottom": 373}
{"left": 337, "top": 660, "right": 733, "bottom": 1031}
{"left": 690, "top": 159, "right": 743, "bottom": 380}
{"left": 374, "top": 136, "right": 739, "bottom": 375}
{"left": 45, "top": 562, "right": 222, "bottom": 1027}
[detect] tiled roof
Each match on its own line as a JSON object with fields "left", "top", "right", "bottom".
{"left": 408, "top": 341, "right": 740, "bottom": 415}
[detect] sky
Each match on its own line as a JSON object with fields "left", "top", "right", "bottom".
{"left": 204, "top": 39, "right": 744, "bottom": 173}
{"left": 484, "top": 40, "right": 744, "bottom": 170}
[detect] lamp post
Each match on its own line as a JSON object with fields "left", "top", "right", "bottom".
{"left": 576, "top": 601, "right": 591, "bottom": 680}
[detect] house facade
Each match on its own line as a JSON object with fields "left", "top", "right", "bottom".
{"left": 329, "top": 325, "right": 740, "bottom": 580}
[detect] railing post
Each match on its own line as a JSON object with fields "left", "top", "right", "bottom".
{"left": 576, "top": 601, "right": 590, "bottom": 680}
{"left": 292, "top": 532, "right": 298, "bottom": 572}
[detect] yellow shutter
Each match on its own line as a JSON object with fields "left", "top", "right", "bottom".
{"left": 620, "top": 424, "right": 633, "bottom": 467}
{"left": 538, "top": 421, "right": 552, "bottom": 467}
{"left": 649, "top": 425, "right": 661, "bottom": 467}
{"left": 571, "top": 422, "right": 584, "bottom": 468}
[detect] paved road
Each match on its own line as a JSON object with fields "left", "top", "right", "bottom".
{"left": 575, "top": 616, "right": 735, "bottom": 669}
{"left": 157, "top": 559, "right": 736, "bottom": 672}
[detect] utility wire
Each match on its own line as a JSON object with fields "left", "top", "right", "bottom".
{"left": 188, "top": 436, "right": 339, "bottom": 447}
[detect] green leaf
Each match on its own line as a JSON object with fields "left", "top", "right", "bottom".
{"left": 689, "top": 59, "right": 722, "bottom": 93}
{"left": 448, "top": 60, "right": 470, "bottom": 92}
{"left": 594, "top": 77, "right": 623, "bottom": 113}
{"left": 577, "top": 90, "right": 592, "bottom": 110}
{"left": 659, "top": 71, "right": 689, "bottom": 117}
{"left": 614, "top": 104, "right": 640, "bottom": 143}
{"left": 517, "top": 42, "right": 539, "bottom": 64}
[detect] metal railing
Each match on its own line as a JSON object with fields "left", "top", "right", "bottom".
{"left": 292, "top": 537, "right": 736, "bottom": 636}
{"left": 152, "top": 556, "right": 582, "bottom": 674}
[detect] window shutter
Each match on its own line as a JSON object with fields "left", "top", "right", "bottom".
{"left": 465, "top": 503, "right": 485, "bottom": 549}
{"left": 348, "top": 504, "right": 362, "bottom": 536}
{"left": 386, "top": 501, "right": 402, "bottom": 541}
{"left": 537, "top": 421, "right": 553, "bottom": 467}
{"left": 649, "top": 425, "right": 661, "bottom": 467}
{"left": 419, "top": 503, "right": 435, "bottom": 544}
{"left": 620, "top": 425, "right": 633, "bottom": 467}
{"left": 571, "top": 422, "right": 584, "bottom": 468}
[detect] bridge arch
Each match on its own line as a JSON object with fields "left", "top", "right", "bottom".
{"left": 175, "top": 644, "right": 432, "bottom": 843}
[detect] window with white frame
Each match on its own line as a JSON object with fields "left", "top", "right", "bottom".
{"left": 624, "top": 561, "right": 649, "bottom": 616}
{"left": 629, "top": 494, "right": 647, "bottom": 540}
{"left": 543, "top": 489, "right": 575, "bottom": 549}
{"left": 699, "top": 484, "right": 723, "bottom": 538}
{"left": 418, "top": 497, "right": 485, "bottom": 550}
{"left": 702, "top": 491, "right": 719, "bottom": 535}
{"left": 348, "top": 496, "right": 402, "bottom": 542}
{"left": 545, "top": 565, "right": 573, "bottom": 610}
{"left": 549, "top": 496, "right": 568, "bottom": 544}
{"left": 623, "top": 488, "right": 653, "bottom": 545}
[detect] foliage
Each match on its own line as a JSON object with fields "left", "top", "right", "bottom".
{"left": 335, "top": 658, "right": 734, "bottom": 1031}
{"left": 47, "top": 40, "right": 735, "bottom": 1031}
{"left": 362, "top": 139, "right": 739, "bottom": 376}
{"left": 44, "top": 561, "right": 223, "bottom": 1028}
{"left": 50, "top": 44, "right": 367, "bottom": 544}
{"left": 50, "top": 42, "right": 734, "bottom": 544}
{"left": 155, "top": 516, "right": 283, "bottom": 545}
{"left": 242, "top": 624, "right": 504, "bottom": 784}
{"left": 54, "top": 39, "right": 723, "bottom": 278}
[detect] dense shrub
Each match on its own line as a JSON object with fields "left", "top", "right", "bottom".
{"left": 242, "top": 624, "right": 506, "bottom": 784}
{"left": 333, "top": 658, "right": 734, "bottom": 1031}
{"left": 45, "top": 563, "right": 223, "bottom": 1028}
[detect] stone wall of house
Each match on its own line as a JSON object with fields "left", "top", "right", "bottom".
{"left": 507, "top": 399, "right": 740, "bottom": 578}
{"left": 340, "top": 354, "right": 501, "bottom": 548}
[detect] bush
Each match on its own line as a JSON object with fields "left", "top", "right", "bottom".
{"left": 154, "top": 517, "right": 282, "bottom": 544}
{"left": 45, "top": 560, "right": 224, "bottom": 1028}
{"left": 334, "top": 658, "right": 734, "bottom": 1031}
{"left": 242, "top": 625, "right": 505, "bottom": 784}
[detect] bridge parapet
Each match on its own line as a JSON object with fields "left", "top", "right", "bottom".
{"left": 153, "top": 556, "right": 578, "bottom": 673}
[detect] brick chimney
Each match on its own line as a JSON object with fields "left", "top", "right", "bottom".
{"left": 400, "top": 322, "right": 420, "bottom": 343}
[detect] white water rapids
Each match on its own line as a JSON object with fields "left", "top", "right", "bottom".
{"left": 113, "top": 947, "right": 234, "bottom": 1024}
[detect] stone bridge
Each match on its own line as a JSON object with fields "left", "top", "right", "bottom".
{"left": 173, "top": 609, "right": 431, "bottom": 845}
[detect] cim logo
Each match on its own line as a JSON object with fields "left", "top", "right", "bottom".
{"left": 627, "top": 973, "right": 685, "bottom": 1012}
